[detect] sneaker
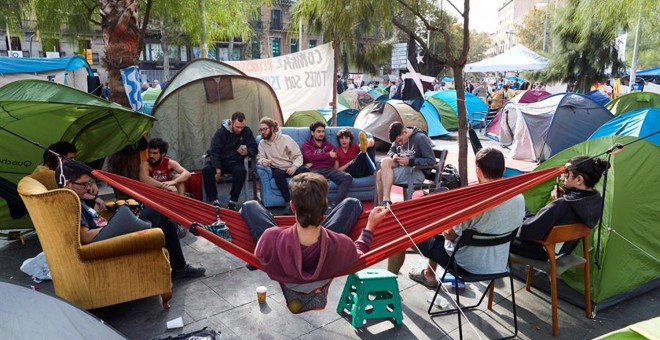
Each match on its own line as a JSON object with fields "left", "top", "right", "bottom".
{"left": 172, "top": 264, "right": 206, "bottom": 279}
{"left": 176, "top": 224, "right": 188, "bottom": 239}
{"left": 227, "top": 200, "right": 238, "bottom": 211}
{"left": 358, "top": 131, "right": 369, "bottom": 153}
{"left": 381, "top": 200, "right": 392, "bottom": 207}
{"left": 211, "top": 199, "right": 221, "bottom": 207}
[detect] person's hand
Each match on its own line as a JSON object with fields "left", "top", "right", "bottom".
{"left": 443, "top": 228, "right": 458, "bottom": 241}
{"left": 286, "top": 167, "right": 296, "bottom": 176}
{"left": 160, "top": 180, "right": 177, "bottom": 189}
{"left": 237, "top": 145, "right": 248, "bottom": 156}
{"left": 305, "top": 163, "right": 312, "bottom": 168}
{"left": 365, "top": 206, "right": 389, "bottom": 232}
{"left": 214, "top": 171, "right": 222, "bottom": 183}
{"left": 329, "top": 150, "right": 337, "bottom": 159}
{"left": 262, "top": 159, "right": 272, "bottom": 167}
{"left": 550, "top": 185, "right": 564, "bottom": 200}
{"left": 95, "top": 197, "right": 106, "bottom": 211}
{"left": 397, "top": 154, "right": 410, "bottom": 166}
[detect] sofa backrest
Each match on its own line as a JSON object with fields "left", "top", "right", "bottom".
{"left": 257, "top": 127, "right": 371, "bottom": 148}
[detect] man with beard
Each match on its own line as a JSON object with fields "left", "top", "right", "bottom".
{"left": 202, "top": 112, "right": 258, "bottom": 210}
{"left": 139, "top": 138, "right": 191, "bottom": 196}
{"left": 302, "top": 121, "right": 352, "bottom": 212}
{"left": 256, "top": 117, "right": 309, "bottom": 215}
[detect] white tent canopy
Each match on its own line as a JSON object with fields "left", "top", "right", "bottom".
{"left": 465, "top": 45, "right": 549, "bottom": 73}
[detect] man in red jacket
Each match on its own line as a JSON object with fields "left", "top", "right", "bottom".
{"left": 240, "top": 172, "right": 387, "bottom": 283}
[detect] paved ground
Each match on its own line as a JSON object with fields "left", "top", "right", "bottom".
{"left": 2, "top": 132, "right": 658, "bottom": 339}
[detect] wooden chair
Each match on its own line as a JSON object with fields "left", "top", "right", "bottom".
{"left": 18, "top": 170, "right": 172, "bottom": 310}
{"left": 393, "top": 149, "right": 448, "bottom": 201}
{"left": 497, "top": 224, "right": 592, "bottom": 337}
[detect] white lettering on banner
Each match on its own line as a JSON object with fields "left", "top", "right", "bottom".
{"left": 228, "top": 43, "right": 334, "bottom": 121}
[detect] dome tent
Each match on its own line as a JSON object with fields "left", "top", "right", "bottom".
{"left": 423, "top": 90, "right": 489, "bottom": 130}
{"left": 150, "top": 59, "right": 283, "bottom": 170}
{"left": 605, "top": 92, "right": 660, "bottom": 116}
{"left": 486, "top": 89, "right": 552, "bottom": 141}
{"left": 499, "top": 93, "right": 614, "bottom": 162}
{"left": 353, "top": 100, "right": 427, "bottom": 142}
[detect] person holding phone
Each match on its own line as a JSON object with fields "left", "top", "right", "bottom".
{"left": 202, "top": 112, "right": 258, "bottom": 211}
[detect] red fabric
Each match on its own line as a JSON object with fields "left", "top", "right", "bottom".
{"left": 148, "top": 157, "right": 171, "bottom": 182}
{"left": 93, "top": 166, "right": 564, "bottom": 279}
{"left": 336, "top": 144, "right": 359, "bottom": 167}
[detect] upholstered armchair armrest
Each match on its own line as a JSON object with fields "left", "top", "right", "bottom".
{"left": 79, "top": 228, "right": 166, "bottom": 261}
{"left": 256, "top": 164, "right": 273, "bottom": 177}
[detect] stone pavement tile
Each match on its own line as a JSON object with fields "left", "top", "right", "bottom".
{"left": 398, "top": 283, "right": 457, "bottom": 338}
{"left": 167, "top": 279, "right": 234, "bottom": 322}
{"left": 151, "top": 313, "right": 242, "bottom": 340}
{"left": 215, "top": 298, "right": 317, "bottom": 339}
{"left": 204, "top": 267, "right": 282, "bottom": 307}
{"left": 180, "top": 237, "right": 244, "bottom": 275}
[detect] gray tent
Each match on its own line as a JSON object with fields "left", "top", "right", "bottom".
{"left": 499, "top": 93, "right": 614, "bottom": 161}
{"left": 353, "top": 100, "right": 428, "bottom": 142}
{"left": 0, "top": 281, "right": 125, "bottom": 339}
{"left": 150, "top": 59, "right": 283, "bottom": 169}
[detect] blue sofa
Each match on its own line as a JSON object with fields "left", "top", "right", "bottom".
{"left": 256, "top": 127, "right": 376, "bottom": 207}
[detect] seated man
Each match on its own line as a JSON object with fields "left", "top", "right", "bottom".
{"left": 393, "top": 148, "right": 525, "bottom": 284}
{"left": 241, "top": 172, "right": 387, "bottom": 283}
{"left": 302, "top": 121, "right": 352, "bottom": 210}
{"left": 202, "top": 112, "right": 258, "bottom": 210}
{"left": 334, "top": 128, "right": 376, "bottom": 178}
{"left": 377, "top": 122, "right": 436, "bottom": 206}
{"left": 510, "top": 156, "right": 609, "bottom": 260}
{"left": 58, "top": 160, "right": 205, "bottom": 279}
{"left": 139, "top": 138, "right": 191, "bottom": 195}
{"left": 256, "top": 117, "right": 309, "bottom": 215}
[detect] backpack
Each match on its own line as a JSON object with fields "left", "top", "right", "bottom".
{"left": 441, "top": 164, "right": 461, "bottom": 189}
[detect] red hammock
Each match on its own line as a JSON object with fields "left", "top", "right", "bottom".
{"left": 93, "top": 166, "right": 563, "bottom": 278}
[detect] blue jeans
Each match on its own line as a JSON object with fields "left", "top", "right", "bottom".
{"left": 241, "top": 198, "right": 363, "bottom": 242}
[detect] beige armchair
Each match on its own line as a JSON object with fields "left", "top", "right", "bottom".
{"left": 17, "top": 170, "right": 172, "bottom": 310}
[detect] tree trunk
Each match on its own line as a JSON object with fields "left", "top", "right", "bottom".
{"left": 161, "top": 26, "right": 170, "bottom": 81}
{"left": 453, "top": 65, "right": 468, "bottom": 187}
{"left": 99, "top": 0, "right": 141, "bottom": 107}
{"left": 200, "top": 0, "right": 208, "bottom": 58}
{"left": 228, "top": 37, "right": 234, "bottom": 61}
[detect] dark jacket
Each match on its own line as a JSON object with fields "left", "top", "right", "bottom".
{"left": 209, "top": 119, "right": 258, "bottom": 168}
{"left": 517, "top": 188, "right": 602, "bottom": 255}
{"left": 386, "top": 127, "right": 436, "bottom": 176}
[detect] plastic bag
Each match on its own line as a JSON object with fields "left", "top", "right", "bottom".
{"left": 20, "top": 251, "right": 51, "bottom": 283}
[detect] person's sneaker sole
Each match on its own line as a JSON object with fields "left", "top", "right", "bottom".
{"left": 358, "top": 131, "right": 369, "bottom": 153}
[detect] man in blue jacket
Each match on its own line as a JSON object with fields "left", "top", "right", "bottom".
{"left": 202, "top": 112, "right": 258, "bottom": 210}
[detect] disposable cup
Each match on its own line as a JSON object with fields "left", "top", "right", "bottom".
{"left": 256, "top": 286, "right": 267, "bottom": 303}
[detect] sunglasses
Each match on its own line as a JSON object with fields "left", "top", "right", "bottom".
{"left": 71, "top": 180, "right": 94, "bottom": 189}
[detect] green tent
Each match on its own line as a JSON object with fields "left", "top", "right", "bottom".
{"left": 606, "top": 92, "right": 660, "bottom": 116}
{"left": 0, "top": 80, "right": 155, "bottom": 230}
{"left": 285, "top": 110, "right": 327, "bottom": 127}
{"left": 525, "top": 135, "right": 660, "bottom": 310}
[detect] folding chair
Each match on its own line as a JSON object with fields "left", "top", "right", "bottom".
{"left": 429, "top": 229, "right": 518, "bottom": 339}
{"left": 393, "top": 149, "right": 448, "bottom": 201}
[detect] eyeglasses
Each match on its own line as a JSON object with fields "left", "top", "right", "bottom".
{"left": 258, "top": 127, "right": 270, "bottom": 132}
{"left": 71, "top": 180, "right": 94, "bottom": 189}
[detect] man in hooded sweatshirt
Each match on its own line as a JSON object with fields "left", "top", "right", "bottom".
{"left": 241, "top": 172, "right": 388, "bottom": 284}
{"left": 202, "top": 112, "right": 258, "bottom": 210}
{"left": 301, "top": 121, "right": 352, "bottom": 211}
{"left": 510, "top": 156, "right": 610, "bottom": 260}
{"left": 376, "top": 122, "right": 436, "bottom": 206}
{"left": 256, "top": 117, "right": 309, "bottom": 215}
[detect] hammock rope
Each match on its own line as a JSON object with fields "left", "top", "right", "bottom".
{"left": 92, "top": 166, "right": 564, "bottom": 281}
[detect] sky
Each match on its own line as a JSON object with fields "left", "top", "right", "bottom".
{"left": 447, "top": 0, "right": 502, "bottom": 34}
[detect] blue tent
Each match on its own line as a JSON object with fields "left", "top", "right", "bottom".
{"left": 424, "top": 90, "right": 489, "bottom": 130}
{"left": 585, "top": 89, "right": 611, "bottom": 106}
{"left": 589, "top": 108, "right": 660, "bottom": 145}
{"left": 336, "top": 108, "right": 359, "bottom": 126}
{"left": 636, "top": 67, "right": 660, "bottom": 76}
{"left": 0, "top": 56, "right": 93, "bottom": 74}
{"left": 419, "top": 100, "right": 450, "bottom": 137}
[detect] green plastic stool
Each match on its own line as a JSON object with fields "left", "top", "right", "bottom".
{"left": 336, "top": 268, "right": 403, "bottom": 328}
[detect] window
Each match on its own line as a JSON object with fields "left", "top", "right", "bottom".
{"left": 272, "top": 38, "right": 281, "bottom": 57}
{"left": 290, "top": 39, "right": 298, "bottom": 53}
{"left": 78, "top": 39, "right": 92, "bottom": 55}
{"left": 309, "top": 39, "right": 317, "bottom": 48}
{"left": 7, "top": 36, "right": 21, "bottom": 51}
{"left": 251, "top": 40, "right": 260, "bottom": 59}
{"left": 41, "top": 38, "right": 61, "bottom": 53}
{"left": 270, "top": 9, "right": 282, "bottom": 30}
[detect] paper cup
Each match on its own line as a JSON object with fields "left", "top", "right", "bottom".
{"left": 256, "top": 286, "right": 267, "bottom": 303}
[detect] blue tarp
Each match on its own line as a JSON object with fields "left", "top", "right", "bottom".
{"left": 0, "top": 56, "right": 93, "bottom": 75}
{"left": 636, "top": 67, "right": 660, "bottom": 76}
{"left": 419, "top": 100, "right": 450, "bottom": 137}
{"left": 585, "top": 89, "right": 611, "bottom": 107}
{"left": 589, "top": 108, "right": 660, "bottom": 146}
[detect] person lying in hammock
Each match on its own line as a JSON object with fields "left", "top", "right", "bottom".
{"left": 241, "top": 172, "right": 388, "bottom": 283}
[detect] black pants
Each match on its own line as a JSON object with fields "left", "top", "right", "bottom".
{"left": 202, "top": 160, "right": 247, "bottom": 202}
{"left": 310, "top": 168, "right": 352, "bottom": 206}
{"left": 417, "top": 236, "right": 469, "bottom": 273}
{"left": 272, "top": 166, "right": 310, "bottom": 203}
{"left": 345, "top": 153, "right": 376, "bottom": 178}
